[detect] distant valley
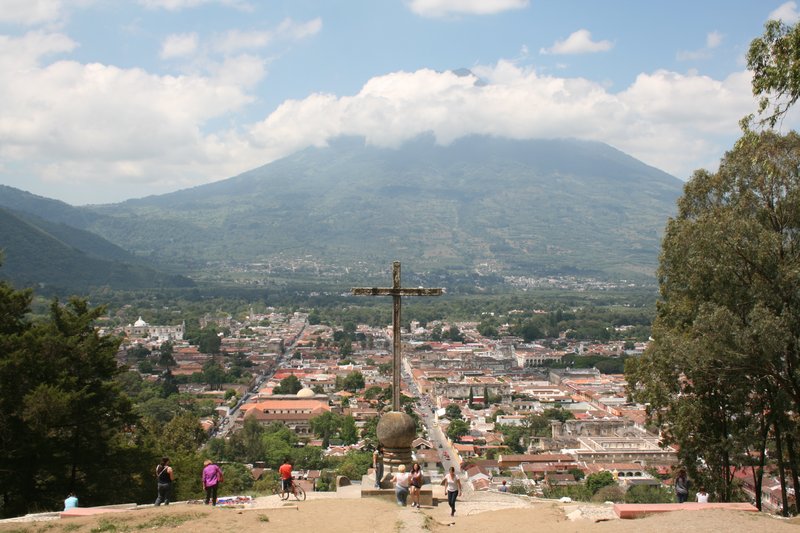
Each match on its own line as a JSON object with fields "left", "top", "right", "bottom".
{"left": 0, "top": 135, "right": 683, "bottom": 293}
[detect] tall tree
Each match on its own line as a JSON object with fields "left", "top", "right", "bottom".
{"left": 340, "top": 415, "right": 358, "bottom": 445}
{"left": 0, "top": 296, "right": 139, "bottom": 516}
{"left": 627, "top": 130, "right": 800, "bottom": 507}
{"left": 747, "top": 20, "right": 800, "bottom": 126}
{"left": 275, "top": 374, "right": 302, "bottom": 395}
{"left": 310, "top": 411, "right": 342, "bottom": 448}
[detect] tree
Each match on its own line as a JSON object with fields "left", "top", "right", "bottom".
{"left": 446, "top": 325, "right": 464, "bottom": 342}
{"left": 336, "top": 450, "right": 373, "bottom": 481}
{"left": 0, "top": 296, "right": 140, "bottom": 517}
{"left": 747, "top": 20, "right": 800, "bottom": 126}
{"left": 446, "top": 419, "right": 470, "bottom": 441}
{"left": 159, "top": 369, "right": 180, "bottom": 398}
{"left": 585, "top": 471, "right": 616, "bottom": 495}
{"left": 626, "top": 130, "right": 800, "bottom": 508}
{"left": 342, "top": 371, "right": 365, "bottom": 392}
{"left": 202, "top": 357, "right": 225, "bottom": 390}
{"left": 543, "top": 407, "right": 574, "bottom": 423}
{"left": 274, "top": 374, "right": 302, "bottom": 395}
{"left": 310, "top": 411, "right": 342, "bottom": 448}
{"left": 445, "top": 404, "right": 463, "bottom": 420}
{"left": 157, "top": 341, "right": 176, "bottom": 368}
{"left": 197, "top": 327, "right": 221, "bottom": 355}
{"left": 340, "top": 415, "right": 358, "bottom": 445}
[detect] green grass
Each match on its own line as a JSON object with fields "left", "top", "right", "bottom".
{"left": 135, "top": 513, "right": 203, "bottom": 529}
{"left": 89, "top": 520, "right": 119, "bottom": 533}
{"left": 84, "top": 512, "right": 202, "bottom": 533}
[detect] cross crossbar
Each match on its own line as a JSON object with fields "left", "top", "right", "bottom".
{"left": 351, "top": 262, "right": 443, "bottom": 411}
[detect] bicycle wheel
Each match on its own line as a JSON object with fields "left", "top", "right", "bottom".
{"left": 293, "top": 486, "right": 306, "bottom": 501}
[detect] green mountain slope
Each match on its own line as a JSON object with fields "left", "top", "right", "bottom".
{"left": 84, "top": 135, "right": 682, "bottom": 279}
{"left": 0, "top": 207, "right": 194, "bottom": 293}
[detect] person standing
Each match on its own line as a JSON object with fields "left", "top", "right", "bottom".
{"left": 409, "top": 463, "right": 423, "bottom": 508}
{"left": 391, "top": 464, "right": 410, "bottom": 507}
{"left": 155, "top": 457, "right": 174, "bottom": 506}
{"left": 444, "top": 466, "right": 462, "bottom": 517}
{"left": 64, "top": 492, "right": 78, "bottom": 510}
{"left": 373, "top": 445, "right": 385, "bottom": 489}
{"left": 279, "top": 458, "right": 293, "bottom": 499}
{"left": 675, "top": 469, "right": 689, "bottom": 503}
{"left": 202, "top": 459, "right": 224, "bottom": 506}
{"left": 498, "top": 480, "right": 508, "bottom": 492}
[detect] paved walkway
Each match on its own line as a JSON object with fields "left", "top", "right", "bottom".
{"left": 0, "top": 483, "right": 615, "bottom": 531}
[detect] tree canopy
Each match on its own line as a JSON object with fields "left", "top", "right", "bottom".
{"left": 626, "top": 129, "right": 800, "bottom": 510}
{"left": 748, "top": 20, "right": 800, "bottom": 127}
{"left": 0, "top": 294, "right": 140, "bottom": 516}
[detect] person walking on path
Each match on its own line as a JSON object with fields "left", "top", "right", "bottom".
{"left": 373, "top": 445, "right": 385, "bottom": 488}
{"left": 409, "top": 463, "right": 423, "bottom": 508}
{"left": 444, "top": 466, "right": 462, "bottom": 517}
{"left": 391, "top": 464, "right": 410, "bottom": 507}
{"left": 279, "top": 458, "right": 293, "bottom": 499}
{"left": 202, "top": 459, "right": 224, "bottom": 506}
{"left": 675, "top": 469, "right": 690, "bottom": 503}
{"left": 155, "top": 457, "right": 174, "bottom": 506}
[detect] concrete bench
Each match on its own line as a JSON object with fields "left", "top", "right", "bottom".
{"left": 613, "top": 502, "right": 759, "bottom": 519}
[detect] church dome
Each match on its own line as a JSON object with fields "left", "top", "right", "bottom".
{"left": 134, "top": 316, "right": 148, "bottom": 327}
{"left": 296, "top": 387, "right": 315, "bottom": 398}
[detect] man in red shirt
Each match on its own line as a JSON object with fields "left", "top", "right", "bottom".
{"left": 279, "top": 458, "right": 293, "bottom": 498}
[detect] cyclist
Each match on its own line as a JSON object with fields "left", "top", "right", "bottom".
{"left": 279, "top": 457, "right": 293, "bottom": 499}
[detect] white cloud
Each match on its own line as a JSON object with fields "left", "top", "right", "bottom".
{"left": 769, "top": 1, "right": 800, "bottom": 23}
{"left": 677, "top": 32, "right": 723, "bottom": 61}
{"left": 0, "top": 31, "right": 258, "bottom": 202}
{"left": 245, "top": 62, "right": 759, "bottom": 184}
{"left": 138, "top": 0, "right": 252, "bottom": 11}
{"left": 211, "top": 18, "right": 321, "bottom": 54}
{"left": 706, "top": 31, "right": 723, "bottom": 48}
{"left": 540, "top": 29, "right": 613, "bottom": 55}
{"left": 0, "top": 33, "right": 773, "bottom": 204}
{"left": 0, "top": 0, "right": 67, "bottom": 25}
{"left": 213, "top": 30, "right": 271, "bottom": 54}
{"left": 408, "top": 0, "right": 528, "bottom": 18}
{"left": 276, "top": 17, "right": 322, "bottom": 40}
{"left": 160, "top": 32, "right": 198, "bottom": 59}
{"left": 0, "top": 30, "right": 77, "bottom": 70}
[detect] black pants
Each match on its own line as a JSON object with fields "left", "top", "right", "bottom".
{"left": 205, "top": 484, "right": 219, "bottom": 505}
{"left": 155, "top": 482, "right": 172, "bottom": 505}
{"left": 447, "top": 490, "right": 458, "bottom": 514}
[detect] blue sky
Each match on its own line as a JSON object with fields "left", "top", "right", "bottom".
{"left": 0, "top": 0, "right": 798, "bottom": 205}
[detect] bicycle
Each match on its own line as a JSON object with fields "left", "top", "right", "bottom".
{"left": 279, "top": 478, "right": 306, "bottom": 501}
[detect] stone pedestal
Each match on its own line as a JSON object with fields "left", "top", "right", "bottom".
{"left": 376, "top": 411, "right": 416, "bottom": 470}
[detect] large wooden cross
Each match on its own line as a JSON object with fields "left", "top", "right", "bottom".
{"left": 352, "top": 262, "right": 443, "bottom": 411}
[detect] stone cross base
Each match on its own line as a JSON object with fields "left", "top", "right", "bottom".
{"left": 382, "top": 447, "right": 413, "bottom": 470}
{"left": 376, "top": 411, "right": 416, "bottom": 472}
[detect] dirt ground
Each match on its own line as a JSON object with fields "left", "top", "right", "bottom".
{"left": 0, "top": 497, "right": 798, "bottom": 533}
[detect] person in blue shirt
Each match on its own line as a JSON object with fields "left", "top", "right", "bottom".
{"left": 64, "top": 492, "right": 78, "bottom": 510}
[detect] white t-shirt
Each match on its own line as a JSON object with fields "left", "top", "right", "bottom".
{"left": 445, "top": 473, "right": 459, "bottom": 492}
{"left": 394, "top": 472, "right": 410, "bottom": 489}
{"left": 696, "top": 492, "right": 709, "bottom": 503}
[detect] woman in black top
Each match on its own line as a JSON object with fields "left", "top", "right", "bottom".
{"left": 155, "top": 456, "right": 174, "bottom": 505}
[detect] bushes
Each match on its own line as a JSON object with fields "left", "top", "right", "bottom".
{"left": 585, "top": 471, "right": 616, "bottom": 495}
{"left": 592, "top": 485, "right": 625, "bottom": 503}
{"left": 624, "top": 485, "right": 674, "bottom": 504}
{"left": 542, "top": 485, "right": 591, "bottom": 501}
